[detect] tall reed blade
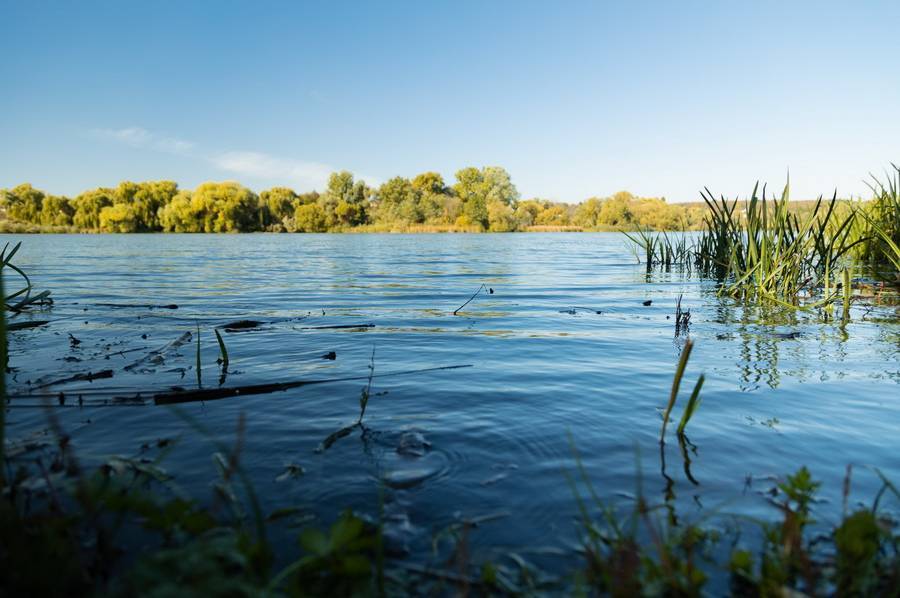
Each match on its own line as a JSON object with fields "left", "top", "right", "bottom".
{"left": 842, "top": 267, "right": 851, "bottom": 323}
{"left": 214, "top": 328, "right": 229, "bottom": 368}
{"left": 195, "top": 323, "right": 202, "bottom": 388}
{"left": 660, "top": 339, "right": 694, "bottom": 443}
{"left": 676, "top": 374, "right": 705, "bottom": 437}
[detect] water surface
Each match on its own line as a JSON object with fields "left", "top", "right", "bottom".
{"left": 5, "top": 233, "right": 899, "bottom": 569}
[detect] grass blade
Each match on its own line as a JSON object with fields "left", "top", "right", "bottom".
{"left": 214, "top": 328, "right": 229, "bottom": 368}
{"left": 660, "top": 339, "right": 693, "bottom": 443}
{"left": 196, "top": 323, "right": 202, "bottom": 389}
{"left": 676, "top": 374, "right": 705, "bottom": 437}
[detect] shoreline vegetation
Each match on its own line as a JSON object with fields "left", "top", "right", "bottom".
{"left": 0, "top": 165, "right": 867, "bottom": 235}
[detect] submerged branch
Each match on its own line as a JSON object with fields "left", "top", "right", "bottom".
{"left": 153, "top": 364, "right": 472, "bottom": 405}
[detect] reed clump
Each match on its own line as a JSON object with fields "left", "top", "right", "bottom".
{"left": 2, "top": 241, "right": 53, "bottom": 312}
{"left": 695, "top": 182, "right": 866, "bottom": 307}
{"left": 855, "top": 164, "right": 900, "bottom": 272}
{"left": 626, "top": 167, "right": 900, "bottom": 309}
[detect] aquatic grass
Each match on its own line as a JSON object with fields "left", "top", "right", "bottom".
{"left": 707, "top": 184, "right": 861, "bottom": 306}
{"left": 624, "top": 178, "right": 882, "bottom": 310}
{"left": 659, "top": 339, "right": 705, "bottom": 443}
{"left": 674, "top": 293, "right": 690, "bottom": 336}
{"left": 858, "top": 204, "right": 900, "bottom": 272}
{"left": 195, "top": 323, "right": 202, "bottom": 388}
{"left": 623, "top": 229, "right": 693, "bottom": 273}
{"left": 1, "top": 241, "right": 52, "bottom": 312}
{"left": 675, "top": 374, "right": 704, "bottom": 438}
{"left": 214, "top": 328, "right": 229, "bottom": 368}
{"left": 317, "top": 346, "right": 378, "bottom": 452}
{"left": 857, "top": 163, "right": 900, "bottom": 269}
{"left": 842, "top": 267, "right": 852, "bottom": 323}
{"left": 357, "top": 346, "right": 375, "bottom": 425}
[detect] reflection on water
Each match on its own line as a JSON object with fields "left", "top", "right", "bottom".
{"left": 4, "top": 233, "right": 899, "bottom": 566}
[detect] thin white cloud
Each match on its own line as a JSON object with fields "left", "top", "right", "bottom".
{"left": 92, "top": 126, "right": 380, "bottom": 190}
{"left": 211, "top": 151, "right": 335, "bottom": 190}
{"left": 91, "top": 127, "right": 195, "bottom": 155}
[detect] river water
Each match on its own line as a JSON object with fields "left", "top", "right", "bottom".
{"left": 4, "top": 232, "right": 899, "bottom": 573}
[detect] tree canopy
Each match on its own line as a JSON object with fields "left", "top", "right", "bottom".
{"left": 1, "top": 166, "right": 707, "bottom": 233}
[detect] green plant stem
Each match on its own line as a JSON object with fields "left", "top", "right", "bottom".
{"left": 842, "top": 267, "right": 851, "bottom": 323}
{"left": 660, "top": 339, "right": 693, "bottom": 443}
{"left": 196, "top": 323, "right": 202, "bottom": 389}
{"left": 214, "top": 328, "right": 229, "bottom": 368}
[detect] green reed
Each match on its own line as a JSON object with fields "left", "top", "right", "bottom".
{"left": 2, "top": 241, "right": 52, "bottom": 312}
{"left": 659, "top": 340, "right": 705, "bottom": 443}
{"left": 625, "top": 176, "right": 889, "bottom": 309}
{"left": 696, "top": 180, "right": 865, "bottom": 307}
{"left": 856, "top": 164, "right": 900, "bottom": 270}
{"left": 214, "top": 328, "right": 229, "bottom": 368}
{"left": 195, "top": 323, "right": 202, "bottom": 388}
{"left": 623, "top": 229, "right": 693, "bottom": 273}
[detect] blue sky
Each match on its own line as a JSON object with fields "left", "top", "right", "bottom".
{"left": 1, "top": 0, "right": 898, "bottom": 202}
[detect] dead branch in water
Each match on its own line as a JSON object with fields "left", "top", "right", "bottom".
{"left": 153, "top": 364, "right": 472, "bottom": 405}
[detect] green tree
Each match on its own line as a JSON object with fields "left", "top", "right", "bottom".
{"left": 376, "top": 177, "right": 421, "bottom": 224}
{"left": 40, "top": 195, "right": 74, "bottom": 227}
{"left": 115, "top": 181, "right": 178, "bottom": 231}
{"left": 534, "top": 204, "right": 571, "bottom": 226}
{"left": 453, "top": 166, "right": 519, "bottom": 230}
{"left": 319, "top": 172, "right": 370, "bottom": 228}
{"left": 487, "top": 200, "right": 517, "bottom": 232}
{"left": 411, "top": 172, "right": 447, "bottom": 195}
{"left": 291, "top": 203, "right": 327, "bottom": 232}
{"left": 515, "top": 199, "right": 544, "bottom": 229}
{"left": 481, "top": 166, "right": 518, "bottom": 206}
{"left": 597, "top": 192, "right": 634, "bottom": 228}
{"left": 158, "top": 191, "right": 195, "bottom": 232}
{"left": 73, "top": 188, "right": 116, "bottom": 229}
{"left": 99, "top": 203, "right": 138, "bottom": 232}
{"left": 198, "top": 182, "right": 259, "bottom": 232}
{"left": 1, "top": 184, "right": 45, "bottom": 223}
{"left": 573, "top": 197, "right": 603, "bottom": 228}
{"left": 453, "top": 167, "right": 487, "bottom": 229}
{"left": 259, "top": 187, "right": 299, "bottom": 229}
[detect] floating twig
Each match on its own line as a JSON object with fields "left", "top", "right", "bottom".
{"left": 453, "top": 284, "right": 487, "bottom": 315}
{"left": 35, "top": 369, "right": 114, "bottom": 389}
{"left": 124, "top": 331, "right": 192, "bottom": 372}
{"left": 94, "top": 303, "right": 178, "bottom": 309}
{"left": 7, "top": 320, "right": 49, "bottom": 331}
{"left": 299, "top": 323, "right": 375, "bottom": 330}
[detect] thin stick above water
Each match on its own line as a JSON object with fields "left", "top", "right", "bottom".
{"left": 453, "top": 284, "right": 487, "bottom": 315}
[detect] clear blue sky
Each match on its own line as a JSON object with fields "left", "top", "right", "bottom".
{"left": 2, "top": 0, "right": 898, "bottom": 202}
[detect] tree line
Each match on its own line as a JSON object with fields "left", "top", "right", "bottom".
{"left": 0, "top": 167, "right": 707, "bottom": 233}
